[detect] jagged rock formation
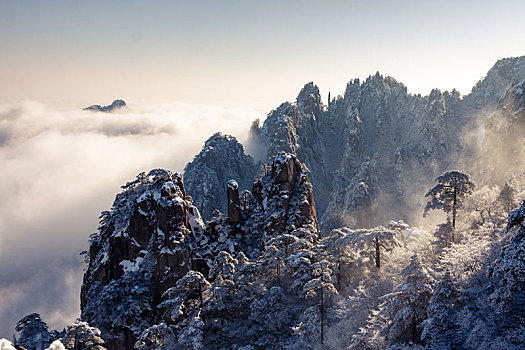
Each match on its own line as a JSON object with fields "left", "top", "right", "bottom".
{"left": 251, "top": 83, "right": 330, "bottom": 216}
{"left": 464, "top": 56, "right": 525, "bottom": 116}
{"left": 184, "top": 132, "right": 257, "bottom": 220}
{"left": 81, "top": 153, "right": 319, "bottom": 349}
{"left": 248, "top": 56, "right": 525, "bottom": 231}
{"left": 81, "top": 169, "right": 205, "bottom": 350}
{"left": 83, "top": 99, "right": 127, "bottom": 112}
{"left": 253, "top": 151, "right": 319, "bottom": 238}
{"left": 227, "top": 180, "right": 241, "bottom": 225}
{"left": 135, "top": 152, "right": 320, "bottom": 348}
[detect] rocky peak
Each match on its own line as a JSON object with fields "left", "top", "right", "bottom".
{"left": 297, "top": 82, "right": 322, "bottom": 118}
{"left": 253, "top": 151, "right": 319, "bottom": 238}
{"left": 425, "top": 89, "right": 448, "bottom": 129}
{"left": 80, "top": 147, "right": 321, "bottom": 348}
{"left": 184, "top": 132, "right": 257, "bottom": 220}
{"left": 260, "top": 102, "right": 299, "bottom": 158}
{"left": 501, "top": 79, "right": 525, "bottom": 113}
{"left": 466, "top": 56, "right": 525, "bottom": 113}
{"left": 227, "top": 180, "right": 241, "bottom": 225}
{"left": 81, "top": 169, "right": 205, "bottom": 350}
{"left": 83, "top": 99, "right": 127, "bottom": 113}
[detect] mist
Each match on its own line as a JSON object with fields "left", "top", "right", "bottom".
{"left": 0, "top": 100, "right": 261, "bottom": 337}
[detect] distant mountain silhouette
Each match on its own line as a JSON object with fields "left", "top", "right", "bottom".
{"left": 83, "top": 99, "right": 126, "bottom": 112}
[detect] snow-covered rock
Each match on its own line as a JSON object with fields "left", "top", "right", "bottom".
{"left": 247, "top": 56, "right": 525, "bottom": 232}
{"left": 83, "top": 99, "right": 127, "bottom": 113}
{"left": 81, "top": 169, "right": 204, "bottom": 349}
{"left": 184, "top": 132, "right": 257, "bottom": 220}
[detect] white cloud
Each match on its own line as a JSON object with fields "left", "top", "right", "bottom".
{"left": 0, "top": 338, "right": 16, "bottom": 350}
{"left": 0, "top": 100, "right": 261, "bottom": 337}
{"left": 46, "top": 340, "right": 66, "bottom": 350}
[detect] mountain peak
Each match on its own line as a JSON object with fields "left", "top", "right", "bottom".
{"left": 83, "top": 99, "right": 127, "bottom": 113}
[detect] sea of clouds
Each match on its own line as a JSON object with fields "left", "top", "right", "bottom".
{"left": 0, "top": 100, "right": 262, "bottom": 337}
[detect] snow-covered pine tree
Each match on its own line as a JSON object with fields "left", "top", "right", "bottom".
{"left": 207, "top": 251, "right": 237, "bottom": 281}
{"left": 249, "top": 286, "right": 297, "bottom": 348}
{"left": 134, "top": 323, "right": 173, "bottom": 350}
{"left": 259, "top": 232, "right": 314, "bottom": 285}
{"left": 319, "top": 228, "right": 359, "bottom": 290}
{"left": 157, "top": 271, "right": 210, "bottom": 349}
{"left": 378, "top": 254, "right": 433, "bottom": 346}
{"left": 424, "top": 170, "right": 476, "bottom": 229}
{"left": 61, "top": 320, "right": 106, "bottom": 350}
{"left": 421, "top": 269, "right": 459, "bottom": 348}
{"left": 329, "top": 226, "right": 402, "bottom": 269}
{"left": 497, "top": 181, "right": 517, "bottom": 213}
{"left": 15, "top": 313, "right": 55, "bottom": 350}
{"left": 81, "top": 268, "right": 154, "bottom": 343}
{"left": 284, "top": 249, "right": 316, "bottom": 297}
{"left": 301, "top": 260, "right": 338, "bottom": 345}
{"left": 488, "top": 200, "right": 525, "bottom": 331}
{"left": 159, "top": 271, "right": 210, "bottom": 325}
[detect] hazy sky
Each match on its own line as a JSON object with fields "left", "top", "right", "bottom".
{"left": 1, "top": 0, "right": 524, "bottom": 109}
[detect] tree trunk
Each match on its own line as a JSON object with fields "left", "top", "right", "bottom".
{"left": 320, "top": 280, "right": 324, "bottom": 344}
{"left": 452, "top": 185, "right": 457, "bottom": 229}
{"left": 375, "top": 235, "right": 381, "bottom": 268}
{"left": 198, "top": 281, "right": 203, "bottom": 305}
{"left": 411, "top": 309, "right": 417, "bottom": 343}
{"left": 336, "top": 259, "right": 341, "bottom": 291}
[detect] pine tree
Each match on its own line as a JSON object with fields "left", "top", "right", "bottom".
{"left": 488, "top": 200, "right": 525, "bottom": 330}
{"left": 15, "top": 313, "right": 54, "bottom": 350}
{"left": 421, "top": 270, "right": 459, "bottom": 347}
{"left": 424, "top": 170, "right": 476, "bottom": 229}
{"left": 302, "top": 260, "right": 338, "bottom": 344}
{"left": 159, "top": 271, "right": 210, "bottom": 325}
{"left": 157, "top": 271, "right": 210, "bottom": 349}
{"left": 134, "top": 323, "right": 173, "bottom": 350}
{"left": 330, "top": 226, "right": 402, "bottom": 269}
{"left": 378, "top": 254, "right": 433, "bottom": 346}
{"left": 61, "top": 320, "right": 106, "bottom": 350}
{"left": 498, "top": 181, "right": 517, "bottom": 213}
{"left": 320, "top": 228, "right": 359, "bottom": 289}
{"left": 208, "top": 251, "right": 237, "bottom": 281}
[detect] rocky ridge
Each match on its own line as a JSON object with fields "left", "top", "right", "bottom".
{"left": 81, "top": 153, "right": 319, "bottom": 349}
{"left": 83, "top": 99, "right": 127, "bottom": 113}
{"left": 247, "top": 56, "right": 525, "bottom": 231}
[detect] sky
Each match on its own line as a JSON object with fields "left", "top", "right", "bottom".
{"left": 1, "top": 0, "right": 524, "bottom": 109}
{"left": 0, "top": 0, "right": 524, "bottom": 339}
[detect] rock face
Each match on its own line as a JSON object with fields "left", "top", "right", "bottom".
{"left": 248, "top": 56, "right": 525, "bottom": 231}
{"left": 262, "top": 151, "right": 318, "bottom": 237}
{"left": 83, "top": 99, "right": 127, "bottom": 112}
{"left": 227, "top": 180, "right": 241, "bottom": 225}
{"left": 81, "top": 169, "right": 205, "bottom": 350}
{"left": 253, "top": 83, "right": 329, "bottom": 216}
{"left": 184, "top": 132, "right": 257, "bottom": 220}
{"left": 464, "top": 56, "right": 525, "bottom": 116}
{"left": 81, "top": 153, "right": 319, "bottom": 349}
